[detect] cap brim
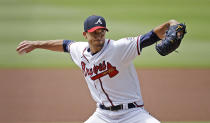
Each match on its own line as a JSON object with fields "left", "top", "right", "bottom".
{"left": 88, "top": 26, "right": 109, "bottom": 32}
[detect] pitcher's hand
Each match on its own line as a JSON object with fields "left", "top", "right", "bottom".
{"left": 16, "top": 40, "right": 37, "bottom": 55}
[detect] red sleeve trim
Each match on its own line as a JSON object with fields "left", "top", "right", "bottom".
{"left": 137, "top": 35, "right": 141, "bottom": 55}
{"left": 107, "top": 39, "right": 110, "bottom": 45}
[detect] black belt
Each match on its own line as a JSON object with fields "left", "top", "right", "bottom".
{"left": 99, "top": 103, "right": 144, "bottom": 111}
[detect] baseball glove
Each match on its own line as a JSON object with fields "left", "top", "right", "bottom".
{"left": 155, "top": 23, "right": 187, "bottom": 56}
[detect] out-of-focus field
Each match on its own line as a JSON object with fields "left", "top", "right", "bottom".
{"left": 14, "top": 121, "right": 210, "bottom": 123}
{"left": 1, "top": 0, "right": 210, "bottom": 123}
{"left": 1, "top": 69, "right": 210, "bottom": 122}
{"left": 0, "top": 0, "right": 210, "bottom": 68}
{"left": 29, "top": 122, "right": 210, "bottom": 123}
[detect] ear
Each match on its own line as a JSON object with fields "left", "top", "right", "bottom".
{"left": 83, "top": 32, "right": 87, "bottom": 39}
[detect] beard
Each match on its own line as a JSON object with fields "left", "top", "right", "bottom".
{"left": 96, "top": 43, "right": 104, "bottom": 48}
{"left": 94, "top": 39, "right": 105, "bottom": 48}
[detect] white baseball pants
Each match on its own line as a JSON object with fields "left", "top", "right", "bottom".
{"left": 85, "top": 107, "right": 160, "bottom": 123}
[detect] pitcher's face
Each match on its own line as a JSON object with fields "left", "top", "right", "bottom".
{"left": 83, "top": 28, "right": 106, "bottom": 52}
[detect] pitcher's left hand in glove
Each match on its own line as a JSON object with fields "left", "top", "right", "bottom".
{"left": 155, "top": 23, "right": 187, "bottom": 56}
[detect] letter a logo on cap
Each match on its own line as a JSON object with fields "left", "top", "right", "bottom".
{"left": 95, "top": 18, "right": 102, "bottom": 25}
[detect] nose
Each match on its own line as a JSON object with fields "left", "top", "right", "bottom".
{"left": 95, "top": 34, "right": 103, "bottom": 40}
{"left": 96, "top": 32, "right": 102, "bottom": 36}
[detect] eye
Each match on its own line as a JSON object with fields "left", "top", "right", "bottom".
{"left": 102, "top": 29, "right": 106, "bottom": 32}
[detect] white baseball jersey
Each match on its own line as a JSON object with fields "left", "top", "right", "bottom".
{"left": 67, "top": 36, "right": 144, "bottom": 107}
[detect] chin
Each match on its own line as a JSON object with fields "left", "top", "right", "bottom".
{"left": 96, "top": 46, "right": 102, "bottom": 50}
{"left": 95, "top": 45, "right": 103, "bottom": 50}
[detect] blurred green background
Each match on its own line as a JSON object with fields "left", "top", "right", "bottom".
{"left": 0, "top": 0, "right": 210, "bottom": 68}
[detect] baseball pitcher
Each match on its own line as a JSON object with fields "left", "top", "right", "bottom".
{"left": 16, "top": 15, "right": 186, "bottom": 123}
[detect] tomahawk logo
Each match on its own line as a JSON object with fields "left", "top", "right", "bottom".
{"left": 91, "top": 62, "right": 119, "bottom": 80}
{"left": 95, "top": 18, "right": 102, "bottom": 25}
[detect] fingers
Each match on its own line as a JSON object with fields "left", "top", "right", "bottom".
{"left": 19, "top": 40, "right": 27, "bottom": 46}
{"left": 16, "top": 40, "right": 35, "bottom": 55}
{"left": 18, "top": 45, "right": 29, "bottom": 54}
{"left": 16, "top": 41, "right": 27, "bottom": 54}
{"left": 177, "top": 30, "right": 185, "bottom": 39}
{"left": 16, "top": 43, "right": 27, "bottom": 52}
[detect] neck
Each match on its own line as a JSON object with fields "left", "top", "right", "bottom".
{"left": 89, "top": 46, "right": 102, "bottom": 55}
{"left": 88, "top": 39, "right": 106, "bottom": 55}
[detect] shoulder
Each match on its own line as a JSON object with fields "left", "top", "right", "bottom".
{"left": 112, "top": 36, "right": 141, "bottom": 46}
{"left": 71, "top": 41, "right": 88, "bottom": 49}
{"left": 70, "top": 41, "right": 88, "bottom": 53}
{"left": 72, "top": 41, "right": 88, "bottom": 46}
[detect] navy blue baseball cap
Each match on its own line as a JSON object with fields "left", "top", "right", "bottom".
{"left": 84, "top": 15, "right": 109, "bottom": 32}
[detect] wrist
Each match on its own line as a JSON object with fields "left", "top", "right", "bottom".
{"left": 33, "top": 41, "right": 42, "bottom": 48}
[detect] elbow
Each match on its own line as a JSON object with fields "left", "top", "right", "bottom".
{"left": 168, "top": 19, "right": 179, "bottom": 26}
{"left": 169, "top": 19, "right": 177, "bottom": 22}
